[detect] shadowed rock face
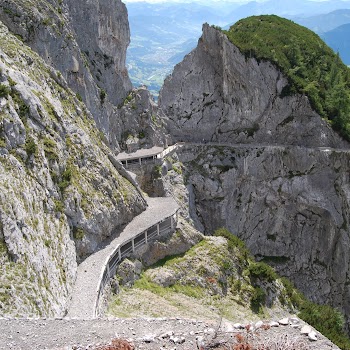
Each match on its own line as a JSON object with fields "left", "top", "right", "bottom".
{"left": 159, "top": 22, "right": 350, "bottom": 330}
{"left": 0, "top": 0, "right": 132, "bottom": 150}
{"left": 159, "top": 24, "right": 346, "bottom": 148}
{"left": 179, "top": 144, "right": 350, "bottom": 330}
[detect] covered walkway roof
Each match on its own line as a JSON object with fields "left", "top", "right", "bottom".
{"left": 116, "top": 146, "right": 164, "bottom": 162}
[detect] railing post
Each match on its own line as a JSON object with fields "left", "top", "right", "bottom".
{"left": 171, "top": 215, "right": 174, "bottom": 229}
{"left": 118, "top": 247, "right": 121, "bottom": 260}
{"left": 145, "top": 231, "right": 148, "bottom": 244}
{"left": 107, "top": 264, "right": 110, "bottom": 278}
{"left": 157, "top": 223, "right": 160, "bottom": 235}
{"left": 126, "top": 160, "right": 128, "bottom": 168}
{"left": 139, "top": 158, "right": 142, "bottom": 166}
{"left": 132, "top": 239, "right": 135, "bottom": 252}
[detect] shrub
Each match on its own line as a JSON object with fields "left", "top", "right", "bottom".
{"left": 214, "top": 228, "right": 247, "bottom": 253}
{"left": 280, "top": 277, "right": 305, "bottom": 308}
{"left": 0, "top": 84, "right": 10, "bottom": 98}
{"left": 58, "top": 165, "right": 73, "bottom": 192}
{"left": 53, "top": 199, "right": 64, "bottom": 213}
{"left": 152, "top": 165, "right": 162, "bottom": 179}
{"left": 43, "top": 137, "right": 58, "bottom": 161}
{"left": 299, "top": 301, "right": 350, "bottom": 350}
{"left": 73, "top": 226, "right": 84, "bottom": 240}
{"left": 100, "top": 89, "right": 106, "bottom": 104}
{"left": 25, "top": 136, "right": 37, "bottom": 157}
{"left": 248, "top": 261, "right": 277, "bottom": 282}
{"left": 76, "top": 93, "right": 82, "bottom": 102}
{"left": 250, "top": 286, "right": 266, "bottom": 312}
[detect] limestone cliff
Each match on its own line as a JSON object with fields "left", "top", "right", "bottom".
{"left": 158, "top": 23, "right": 350, "bottom": 331}
{"left": 0, "top": 20, "right": 146, "bottom": 317}
{"left": 116, "top": 86, "right": 169, "bottom": 152}
{"left": 159, "top": 24, "right": 346, "bottom": 148}
{"left": 0, "top": 0, "right": 166, "bottom": 151}
{"left": 177, "top": 143, "right": 350, "bottom": 329}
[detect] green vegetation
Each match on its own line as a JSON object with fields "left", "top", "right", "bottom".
{"left": 43, "top": 137, "right": 58, "bottom": 161}
{"left": 250, "top": 286, "right": 266, "bottom": 312}
{"left": 299, "top": 301, "right": 350, "bottom": 350}
{"left": 248, "top": 261, "right": 277, "bottom": 282}
{"left": 214, "top": 227, "right": 249, "bottom": 261}
{"left": 0, "top": 84, "right": 10, "bottom": 98}
{"left": 99, "top": 89, "right": 106, "bottom": 104}
{"left": 53, "top": 199, "right": 64, "bottom": 213}
{"left": 58, "top": 164, "right": 74, "bottom": 192}
{"left": 25, "top": 137, "right": 37, "bottom": 157}
{"left": 212, "top": 228, "right": 350, "bottom": 349}
{"left": 73, "top": 226, "right": 84, "bottom": 240}
{"left": 223, "top": 15, "right": 350, "bottom": 140}
{"left": 152, "top": 165, "right": 162, "bottom": 179}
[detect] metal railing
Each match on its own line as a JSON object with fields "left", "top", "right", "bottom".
{"left": 95, "top": 210, "right": 178, "bottom": 316}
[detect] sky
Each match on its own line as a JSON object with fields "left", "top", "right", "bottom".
{"left": 123, "top": 0, "right": 331, "bottom": 3}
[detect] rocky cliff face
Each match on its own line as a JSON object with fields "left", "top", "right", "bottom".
{"left": 159, "top": 22, "right": 350, "bottom": 329}
{"left": 179, "top": 144, "right": 350, "bottom": 329}
{"left": 159, "top": 24, "right": 346, "bottom": 148}
{"left": 0, "top": 0, "right": 165, "bottom": 151}
{"left": 116, "top": 86, "right": 169, "bottom": 152}
{"left": 0, "top": 20, "right": 146, "bottom": 317}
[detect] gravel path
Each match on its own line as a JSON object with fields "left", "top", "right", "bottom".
{"left": 66, "top": 197, "right": 179, "bottom": 319}
{"left": 0, "top": 317, "right": 340, "bottom": 350}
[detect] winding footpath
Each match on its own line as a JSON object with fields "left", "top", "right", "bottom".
{"left": 66, "top": 197, "right": 179, "bottom": 319}
{"left": 1, "top": 143, "right": 349, "bottom": 349}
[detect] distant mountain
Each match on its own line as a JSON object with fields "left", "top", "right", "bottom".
{"left": 322, "top": 23, "right": 350, "bottom": 65}
{"left": 291, "top": 9, "right": 350, "bottom": 33}
{"left": 126, "top": 0, "right": 350, "bottom": 94}
{"left": 224, "top": 0, "right": 350, "bottom": 29}
{"left": 126, "top": 2, "right": 228, "bottom": 96}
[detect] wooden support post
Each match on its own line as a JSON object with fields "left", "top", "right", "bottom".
{"left": 132, "top": 239, "right": 135, "bottom": 252}
{"left": 118, "top": 247, "right": 121, "bottom": 260}
{"left": 139, "top": 158, "right": 142, "bottom": 166}
{"left": 145, "top": 231, "right": 148, "bottom": 244}
{"left": 170, "top": 216, "right": 174, "bottom": 229}
{"left": 157, "top": 223, "right": 160, "bottom": 235}
{"left": 107, "top": 264, "right": 110, "bottom": 278}
{"left": 125, "top": 160, "right": 128, "bottom": 168}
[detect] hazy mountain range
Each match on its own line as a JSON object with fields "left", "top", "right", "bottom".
{"left": 126, "top": 0, "right": 350, "bottom": 96}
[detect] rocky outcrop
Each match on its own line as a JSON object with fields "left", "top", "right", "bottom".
{"left": 116, "top": 86, "right": 169, "bottom": 152}
{"left": 0, "top": 21, "right": 146, "bottom": 317}
{"left": 179, "top": 144, "right": 350, "bottom": 330}
{"left": 0, "top": 0, "right": 130, "bottom": 150}
{"left": 159, "top": 24, "right": 346, "bottom": 148}
{"left": 158, "top": 21, "right": 350, "bottom": 331}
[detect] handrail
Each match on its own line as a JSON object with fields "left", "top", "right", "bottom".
{"left": 94, "top": 209, "right": 179, "bottom": 316}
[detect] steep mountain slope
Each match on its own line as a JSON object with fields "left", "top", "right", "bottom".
{"left": 159, "top": 21, "right": 347, "bottom": 147}
{"left": 0, "top": 0, "right": 167, "bottom": 151}
{"left": 323, "top": 23, "right": 350, "bottom": 65}
{"left": 159, "top": 15, "right": 350, "bottom": 334}
{"left": 0, "top": 0, "right": 131, "bottom": 150}
{"left": 0, "top": 17, "right": 146, "bottom": 317}
{"left": 224, "top": 16, "right": 350, "bottom": 138}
